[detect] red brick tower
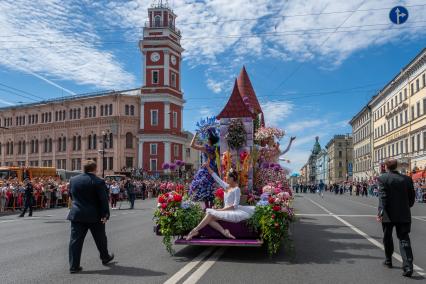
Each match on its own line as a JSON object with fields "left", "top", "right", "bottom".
{"left": 138, "top": 1, "right": 185, "bottom": 173}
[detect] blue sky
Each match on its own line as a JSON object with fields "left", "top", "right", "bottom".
{"left": 1, "top": 0, "right": 426, "bottom": 173}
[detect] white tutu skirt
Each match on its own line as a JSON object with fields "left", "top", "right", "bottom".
{"left": 206, "top": 206, "right": 255, "bottom": 223}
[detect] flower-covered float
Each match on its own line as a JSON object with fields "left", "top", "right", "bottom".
{"left": 154, "top": 67, "right": 296, "bottom": 255}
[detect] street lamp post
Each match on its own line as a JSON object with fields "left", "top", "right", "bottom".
{"left": 99, "top": 130, "right": 110, "bottom": 178}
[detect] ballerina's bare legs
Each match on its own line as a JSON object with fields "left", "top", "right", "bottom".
{"left": 186, "top": 213, "right": 235, "bottom": 240}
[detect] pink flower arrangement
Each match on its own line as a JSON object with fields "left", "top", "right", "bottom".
{"left": 255, "top": 127, "right": 285, "bottom": 141}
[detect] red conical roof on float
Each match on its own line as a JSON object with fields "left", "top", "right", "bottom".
{"left": 237, "top": 66, "right": 264, "bottom": 125}
{"left": 217, "top": 79, "right": 256, "bottom": 119}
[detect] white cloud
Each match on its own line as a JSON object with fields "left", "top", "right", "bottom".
{"left": 102, "top": 0, "right": 426, "bottom": 68}
{"left": 199, "top": 107, "right": 213, "bottom": 117}
{"left": 0, "top": 98, "right": 14, "bottom": 106}
{"left": 286, "top": 119, "right": 324, "bottom": 133}
{"left": 2, "top": 0, "right": 426, "bottom": 93}
{"left": 206, "top": 79, "right": 225, "bottom": 94}
{"left": 261, "top": 101, "right": 293, "bottom": 127}
{"left": 0, "top": 0, "right": 135, "bottom": 90}
{"left": 269, "top": 0, "right": 426, "bottom": 65}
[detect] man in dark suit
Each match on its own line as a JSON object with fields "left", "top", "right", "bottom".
{"left": 67, "top": 160, "right": 114, "bottom": 274}
{"left": 19, "top": 179, "right": 33, "bottom": 217}
{"left": 125, "top": 179, "right": 136, "bottom": 209}
{"left": 377, "top": 159, "right": 415, "bottom": 277}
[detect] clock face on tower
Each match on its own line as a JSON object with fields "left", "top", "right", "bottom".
{"left": 150, "top": 52, "right": 160, "bottom": 62}
{"left": 171, "top": 55, "right": 177, "bottom": 66}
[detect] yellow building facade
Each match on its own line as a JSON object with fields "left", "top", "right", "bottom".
{"left": 370, "top": 49, "right": 426, "bottom": 173}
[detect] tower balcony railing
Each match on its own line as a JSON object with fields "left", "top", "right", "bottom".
{"left": 144, "top": 21, "right": 181, "bottom": 35}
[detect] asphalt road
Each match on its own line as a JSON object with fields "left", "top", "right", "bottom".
{"left": 0, "top": 194, "right": 425, "bottom": 284}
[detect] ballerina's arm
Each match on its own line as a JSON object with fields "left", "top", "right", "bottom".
{"left": 279, "top": 136, "right": 296, "bottom": 156}
{"left": 190, "top": 132, "right": 206, "bottom": 152}
{"left": 210, "top": 172, "right": 230, "bottom": 189}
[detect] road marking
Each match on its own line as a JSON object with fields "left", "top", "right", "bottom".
{"left": 182, "top": 248, "right": 226, "bottom": 284}
{"left": 296, "top": 213, "right": 377, "bottom": 217}
{"left": 296, "top": 213, "right": 330, "bottom": 217}
{"left": 413, "top": 216, "right": 426, "bottom": 222}
{"left": 306, "top": 197, "right": 426, "bottom": 277}
{"left": 0, "top": 220, "right": 17, "bottom": 224}
{"left": 164, "top": 247, "right": 215, "bottom": 284}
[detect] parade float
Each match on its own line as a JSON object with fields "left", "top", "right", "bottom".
{"left": 154, "top": 67, "right": 295, "bottom": 255}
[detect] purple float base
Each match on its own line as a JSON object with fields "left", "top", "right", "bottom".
{"left": 198, "top": 221, "right": 258, "bottom": 239}
{"left": 175, "top": 238, "right": 263, "bottom": 247}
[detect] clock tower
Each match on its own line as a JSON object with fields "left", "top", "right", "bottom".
{"left": 138, "top": 0, "right": 185, "bottom": 173}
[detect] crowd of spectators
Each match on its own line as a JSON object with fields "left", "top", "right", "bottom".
{"left": 294, "top": 179, "right": 425, "bottom": 203}
{"left": 0, "top": 177, "right": 69, "bottom": 213}
{"left": 413, "top": 178, "right": 426, "bottom": 203}
{"left": 0, "top": 173, "right": 194, "bottom": 214}
{"left": 294, "top": 181, "right": 379, "bottom": 197}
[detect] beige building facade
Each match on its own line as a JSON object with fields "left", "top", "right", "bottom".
{"left": 326, "top": 135, "right": 353, "bottom": 184}
{"left": 0, "top": 90, "right": 140, "bottom": 176}
{"left": 182, "top": 131, "right": 201, "bottom": 171}
{"left": 370, "top": 48, "right": 426, "bottom": 173}
{"left": 349, "top": 106, "right": 373, "bottom": 181}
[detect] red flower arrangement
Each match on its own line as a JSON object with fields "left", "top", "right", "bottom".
{"left": 215, "top": 188, "right": 224, "bottom": 200}
{"left": 157, "top": 191, "right": 183, "bottom": 210}
{"left": 154, "top": 191, "right": 204, "bottom": 254}
{"left": 213, "top": 188, "right": 225, "bottom": 208}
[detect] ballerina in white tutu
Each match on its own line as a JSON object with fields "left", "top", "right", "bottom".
{"left": 186, "top": 160, "right": 255, "bottom": 240}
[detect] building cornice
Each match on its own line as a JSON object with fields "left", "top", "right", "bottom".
{"left": 368, "top": 48, "right": 426, "bottom": 108}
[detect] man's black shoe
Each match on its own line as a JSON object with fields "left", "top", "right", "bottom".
{"left": 402, "top": 269, "right": 413, "bottom": 277}
{"left": 18, "top": 214, "right": 24, "bottom": 218}
{"left": 102, "top": 254, "right": 114, "bottom": 265}
{"left": 383, "top": 260, "right": 392, "bottom": 268}
{"left": 70, "top": 267, "right": 83, "bottom": 274}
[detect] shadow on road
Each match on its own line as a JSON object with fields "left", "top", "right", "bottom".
{"left": 216, "top": 216, "right": 383, "bottom": 265}
{"left": 79, "top": 262, "right": 166, "bottom": 277}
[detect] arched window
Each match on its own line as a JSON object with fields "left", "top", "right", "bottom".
{"left": 109, "top": 104, "right": 113, "bottom": 116}
{"left": 77, "top": 108, "right": 81, "bottom": 119}
{"left": 154, "top": 15, "right": 161, "bottom": 27}
{"left": 62, "top": 110, "right": 66, "bottom": 120}
{"left": 85, "top": 107, "right": 88, "bottom": 118}
{"left": 35, "top": 139, "right": 39, "bottom": 153}
{"left": 93, "top": 106, "right": 96, "bottom": 117}
{"left": 77, "top": 136, "right": 81, "bottom": 150}
{"left": 22, "top": 141, "right": 26, "bottom": 154}
{"left": 100, "top": 105, "right": 104, "bottom": 116}
{"left": 126, "top": 132, "right": 133, "bottom": 149}
{"left": 44, "top": 139, "right": 48, "bottom": 153}
{"left": 125, "top": 105, "right": 129, "bottom": 115}
{"left": 130, "top": 105, "right": 135, "bottom": 116}
{"left": 62, "top": 137, "right": 66, "bottom": 151}
{"left": 49, "top": 139, "right": 52, "bottom": 152}
{"left": 18, "top": 141, "right": 21, "bottom": 154}
{"left": 73, "top": 136, "right": 77, "bottom": 151}
{"left": 31, "top": 140, "right": 35, "bottom": 153}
